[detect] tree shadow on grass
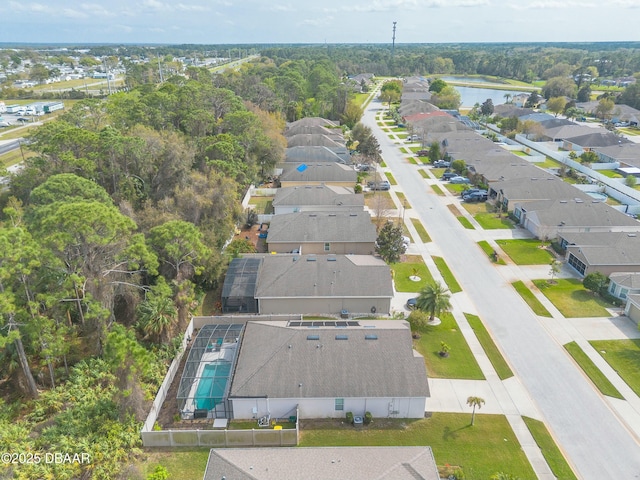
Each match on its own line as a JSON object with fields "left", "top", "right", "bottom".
{"left": 443, "top": 423, "right": 471, "bottom": 441}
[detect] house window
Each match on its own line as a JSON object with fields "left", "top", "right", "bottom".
{"left": 335, "top": 398, "right": 344, "bottom": 411}
{"left": 567, "top": 253, "right": 586, "bottom": 276}
{"left": 324, "top": 242, "right": 330, "bottom": 252}
{"left": 609, "top": 283, "right": 616, "bottom": 295}
{"left": 620, "top": 288, "right": 629, "bottom": 299}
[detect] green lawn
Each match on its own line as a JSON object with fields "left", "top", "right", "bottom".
{"left": 400, "top": 147, "right": 410, "bottom": 154}
{"left": 411, "top": 218, "right": 431, "bottom": 242}
{"left": 431, "top": 256, "right": 462, "bottom": 293}
{"left": 418, "top": 169, "right": 429, "bottom": 179}
{"left": 445, "top": 183, "right": 467, "bottom": 195}
{"left": 431, "top": 184, "right": 445, "bottom": 195}
{"left": 390, "top": 255, "right": 435, "bottom": 292}
{"left": 408, "top": 156, "right": 419, "bottom": 165}
{"left": 248, "top": 196, "right": 274, "bottom": 214}
{"left": 474, "top": 213, "right": 515, "bottom": 230}
{"left": 477, "top": 240, "right": 507, "bottom": 265}
{"left": 457, "top": 216, "right": 474, "bottom": 229}
{"left": 564, "top": 342, "right": 623, "bottom": 399}
{"left": 533, "top": 278, "right": 612, "bottom": 317}
{"left": 379, "top": 160, "right": 387, "bottom": 167}
{"left": 598, "top": 170, "right": 624, "bottom": 178}
{"left": 591, "top": 339, "right": 640, "bottom": 398}
{"left": 512, "top": 281, "right": 552, "bottom": 317}
{"left": 299, "top": 414, "right": 535, "bottom": 479}
{"left": 385, "top": 172, "right": 398, "bottom": 185}
{"left": 495, "top": 239, "right": 554, "bottom": 265}
{"left": 141, "top": 448, "right": 210, "bottom": 480}
{"left": 522, "top": 417, "right": 579, "bottom": 480}
{"left": 465, "top": 313, "right": 513, "bottom": 380}
{"left": 413, "top": 312, "right": 484, "bottom": 380}
{"left": 396, "top": 192, "right": 410, "bottom": 208}
{"left": 353, "top": 93, "right": 369, "bottom": 107}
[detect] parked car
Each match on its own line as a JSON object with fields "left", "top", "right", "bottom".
{"left": 371, "top": 180, "right": 391, "bottom": 191}
{"left": 433, "top": 160, "right": 451, "bottom": 168}
{"left": 16, "top": 117, "right": 30, "bottom": 123}
{"left": 406, "top": 297, "right": 418, "bottom": 310}
{"left": 441, "top": 172, "right": 458, "bottom": 180}
{"left": 461, "top": 188, "right": 487, "bottom": 197}
{"left": 463, "top": 192, "right": 488, "bottom": 202}
{"left": 449, "top": 176, "right": 471, "bottom": 184}
{"left": 416, "top": 150, "right": 429, "bottom": 156}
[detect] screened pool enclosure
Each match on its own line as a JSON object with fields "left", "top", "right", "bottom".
{"left": 177, "top": 323, "right": 243, "bottom": 419}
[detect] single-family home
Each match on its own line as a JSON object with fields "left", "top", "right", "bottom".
{"left": 228, "top": 319, "right": 428, "bottom": 419}
{"left": 203, "top": 446, "right": 440, "bottom": 480}
{"left": 266, "top": 211, "right": 376, "bottom": 255}
{"left": 279, "top": 163, "right": 357, "bottom": 188}
{"left": 272, "top": 185, "right": 364, "bottom": 215}
{"left": 558, "top": 231, "right": 640, "bottom": 276}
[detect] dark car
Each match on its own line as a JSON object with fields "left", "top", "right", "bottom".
{"left": 463, "top": 192, "right": 488, "bottom": 202}
{"left": 441, "top": 172, "right": 458, "bottom": 180}
{"left": 416, "top": 150, "right": 429, "bottom": 156}
{"left": 16, "top": 117, "right": 30, "bottom": 123}
{"left": 406, "top": 297, "right": 418, "bottom": 310}
{"left": 461, "top": 188, "right": 487, "bottom": 197}
{"left": 433, "top": 160, "right": 451, "bottom": 168}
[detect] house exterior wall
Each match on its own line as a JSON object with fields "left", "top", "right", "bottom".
{"left": 625, "top": 300, "right": 640, "bottom": 325}
{"left": 258, "top": 297, "right": 391, "bottom": 316}
{"left": 231, "top": 396, "right": 426, "bottom": 420}
{"left": 267, "top": 241, "right": 375, "bottom": 255}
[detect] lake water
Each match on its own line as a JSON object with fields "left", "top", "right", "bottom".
{"left": 455, "top": 85, "right": 531, "bottom": 108}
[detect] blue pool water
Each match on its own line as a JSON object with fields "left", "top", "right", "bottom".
{"left": 194, "top": 361, "right": 231, "bottom": 410}
{"left": 587, "top": 192, "right": 608, "bottom": 202}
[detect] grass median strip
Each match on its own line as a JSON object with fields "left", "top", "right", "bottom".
{"left": 411, "top": 218, "right": 431, "bottom": 242}
{"left": 465, "top": 313, "right": 513, "bottom": 380}
{"left": 457, "top": 216, "right": 474, "bottom": 229}
{"left": 477, "top": 240, "right": 507, "bottom": 265}
{"left": 564, "top": 341, "right": 623, "bottom": 399}
{"left": 385, "top": 172, "right": 397, "bottom": 185}
{"left": 431, "top": 256, "right": 462, "bottom": 293}
{"left": 522, "top": 417, "right": 579, "bottom": 480}
{"left": 512, "top": 281, "right": 552, "bottom": 317}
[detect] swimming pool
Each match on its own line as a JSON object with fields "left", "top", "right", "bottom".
{"left": 194, "top": 361, "right": 231, "bottom": 410}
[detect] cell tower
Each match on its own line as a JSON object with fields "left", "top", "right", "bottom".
{"left": 392, "top": 21, "right": 397, "bottom": 57}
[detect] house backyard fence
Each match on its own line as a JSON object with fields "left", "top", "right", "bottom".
{"left": 141, "top": 315, "right": 302, "bottom": 447}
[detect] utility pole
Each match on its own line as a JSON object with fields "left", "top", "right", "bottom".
{"left": 392, "top": 21, "right": 397, "bottom": 58}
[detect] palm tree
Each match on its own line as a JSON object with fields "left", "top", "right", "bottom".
{"left": 467, "top": 396, "right": 485, "bottom": 426}
{"left": 416, "top": 281, "right": 452, "bottom": 322}
{"left": 503, "top": 93, "right": 512, "bottom": 104}
{"left": 137, "top": 294, "right": 177, "bottom": 344}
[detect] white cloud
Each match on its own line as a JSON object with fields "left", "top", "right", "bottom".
{"left": 80, "top": 3, "right": 117, "bottom": 17}
{"left": 175, "top": 3, "right": 211, "bottom": 12}
{"left": 332, "top": 0, "right": 488, "bottom": 13}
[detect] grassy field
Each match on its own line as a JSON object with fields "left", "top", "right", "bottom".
{"left": 465, "top": 313, "right": 513, "bottom": 380}
{"left": 591, "top": 339, "right": 640, "bottom": 398}
{"left": 431, "top": 256, "right": 462, "bottom": 293}
{"left": 390, "top": 255, "right": 435, "bottom": 292}
{"left": 364, "top": 191, "right": 392, "bottom": 209}
{"left": 0, "top": 147, "right": 36, "bottom": 168}
{"left": 564, "top": 341, "right": 623, "bottom": 399}
{"left": 533, "top": 278, "right": 612, "bottom": 317}
{"left": 474, "top": 213, "right": 515, "bottom": 230}
{"left": 495, "top": 239, "right": 554, "bottom": 265}
{"left": 299, "top": 414, "right": 535, "bottom": 479}
{"left": 512, "top": 281, "right": 552, "bottom": 317}
{"left": 521, "top": 417, "right": 579, "bottom": 480}
{"left": 477, "top": 240, "right": 507, "bottom": 265}
{"left": 411, "top": 218, "right": 431, "bottom": 242}
{"left": 413, "top": 312, "right": 484, "bottom": 380}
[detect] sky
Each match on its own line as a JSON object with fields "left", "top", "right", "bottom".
{"left": 1, "top": 0, "right": 639, "bottom": 45}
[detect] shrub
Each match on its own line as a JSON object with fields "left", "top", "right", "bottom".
{"left": 346, "top": 411, "right": 354, "bottom": 425}
{"left": 364, "top": 411, "right": 373, "bottom": 425}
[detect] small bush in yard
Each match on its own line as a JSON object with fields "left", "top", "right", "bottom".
{"left": 346, "top": 412, "right": 354, "bottom": 424}
{"left": 364, "top": 411, "right": 373, "bottom": 425}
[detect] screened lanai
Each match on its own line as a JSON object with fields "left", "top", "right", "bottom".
{"left": 221, "top": 257, "right": 261, "bottom": 313}
{"left": 177, "top": 323, "right": 244, "bottom": 419}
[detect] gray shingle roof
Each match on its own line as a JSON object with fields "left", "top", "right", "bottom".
{"left": 229, "top": 320, "right": 428, "bottom": 399}
{"left": 285, "top": 146, "right": 351, "bottom": 164}
{"left": 280, "top": 163, "right": 357, "bottom": 183}
{"left": 562, "top": 232, "right": 640, "bottom": 266}
{"left": 272, "top": 185, "right": 364, "bottom": 208}
{"left": 610, "top": 272, "right": 640, "bottom": 289}
{"left": 255, "top": 254, "right": 392, "bottom": 299}
{"left": 519, "top": 198, "right": 640, "bottom": 229}
{"left": 495, "top": 176, "right": 581, "bottom": 202}
{"left": 286, "top": 133, "right": 346, "bottom": 148}
{"left": 266, "top": 211, "right": 376, "bottom": 244}
{"left": 204, "top": 447, "right": 440, "bottom": 480}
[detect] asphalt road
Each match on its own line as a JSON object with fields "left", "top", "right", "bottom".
{"left": 362, "top": 99, "right": 640, "bottom": 479}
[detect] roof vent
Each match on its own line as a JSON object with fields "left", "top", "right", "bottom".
{"left": 327, "top": 256, "right": 337, "bottom": 261}
{"left": 335, "top": 335, "right": 348, "bottom": 340}
{"left": 350, "top": 213, "right": 358, "bottom": 217}
{"left": 307, "top": 256, "right": 316, "bottom": 262}
{"left": 307, "top": 335, "right": 320, "bottom": 340}
{"left": 560, "top": 200, "right": 567, "bottom": 203}
{"left": 365, "top": 334, "right": 378, "bottom": 340}
{"left": 628, "top": 234, "right": 637, "bottom": 237}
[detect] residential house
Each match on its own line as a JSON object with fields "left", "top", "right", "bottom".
{"left": 222, "top": 254, "right": 393, "bottom": 316}
{"left": 608, "top": 272, "right": 640, "bottom": 300}
{"left": 558, "top": 231, "right": 640, "bottom": 276}
{"left": 515, "top": 198, "right": 640, "bottom": 241}
{"left": 279, "top": 163, "right": 357, "bottom": 188}
{"left": 285, "top": 145, "right": 351, "bottom": 164}
{"left": 272, "top": 185, "right": 364, "bottom": 215}
{"left": 203, "top": 446, "right": 440, "bottom": 480}
{"left": 228, "top": 319, "right": 428, "bottom": 419}
{"left": 266, "top": 211, "right": 376, "bottom": 255}
{"left": 562, "top": 131, "right": 631, "bottom": 152}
